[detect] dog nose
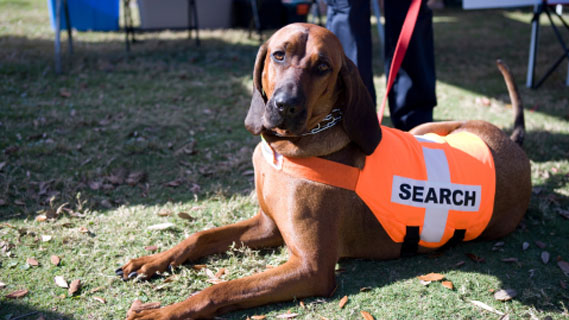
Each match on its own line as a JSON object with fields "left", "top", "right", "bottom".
{"left": 274, "top": 93, "right": 300, "bottom": 116}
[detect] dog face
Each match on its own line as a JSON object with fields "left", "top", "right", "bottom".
{"left": 245, "top": 23, "right": 381, "bottom": 154}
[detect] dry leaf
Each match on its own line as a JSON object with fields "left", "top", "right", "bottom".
{"left": 54, "top": 276, "right": 68, "bottom": 288}
{"left": 557, "top": 208, "right": 569, "bottom": 220}
{"left": 0, "top": 281, "right": 6, "bottom": 289}
{"left": 417, "top": 272, "right": 445, "bottom": 282}
{"left": 5, "top": 289, "right": 28, "bottom": 299}
{"left": 144, "top": 245, "right": 158, "bottom": 252}
{"left": 494, "top": 241, "right": 505, "bottom": 247}
{"left": 126, "top": 171, "right": 146, "bottom": 186}
{"left": 276, "top": 313, "right": 298, "bottom": 319}
{"left": 78, "top": 227, "right": 89, "bottom": 233}
{"left": 215, "top": 268, "right": 226, "bottom": 278}
{"left": 41, "top": 235, "right": 52, "bottom": 242}
{"left": 50, "top": 255, "right": 61, "bottom": 266}
{"left": 68, "top": 279, "right": 81, "bottom": 295}
{"left": 299, "top": 301, "right": 305, "bottom": 308}
{"left": 360, "top": 286, "right": 372, "bottom": 292}
{"left": 541, "top": 251, "right": 550, "bottom": 264}
{"left": 558, "top": 261, "right": 569, "bottom": 276}
{"left": 157, "top": 210, "right": 171, "bottom": 217}
{"left": 251, "top": 316, "right": 266, "bottom": 320}
{"left": 165, "top": 179, "right": 182, "bottom": 187}
{"left": 192, "top": 264, "right": 207, "bottom": 271}
{"left": 206, "top": 279, "right": 226, "bottom": 285}
{"left": 470, "top": 300, "right": 504, "bottom": 315}
{"left": 27, "top": 258, "right": 39, "bottom": 267}
{"left": 59, "top": 88, "right": 72, "bottom": 98}
{"left": 494, "top": 289, "right": 517, "bottom": 301}
{"left": 35, "top": 215, "right": 47, "bottom": 222}
{"left": 535, "top": 241, "right": 546, "bottom": 249}
{"left": 319, "top": 316, "right": 330, "bottom": 320}
{"left": 501, "top": 257, "right": 519, "bottom": 263}
{"left": 522, "top": 242, "right": 529, "bottom": 250}
{"left": 360, "top": 310, "right": 375, "bottom": 320}
{"left": 560, "top": 280, "right": 567, "bottom": 289}
{"left": 147, "top": 223, "right": 175, "bottom": 231}
{"left": 455, "top": 260, "right": 465, "bottom": 267}
{"left": 177, "top": 212, "right": 194, "bottom": 221}
{"left": 205, "top": 268, "right": 216, "bottom": 279}
{"left": 338, "top": 295, "right": 348, "bottom": 308}
{"left": 93, "top": 296, "right": 106, "bottom": 304}
{"left": 466, "top": 253, "right": 485, "bottom": 263}
{"left": 442, "top": 280, "right": 454, "bottom": 290}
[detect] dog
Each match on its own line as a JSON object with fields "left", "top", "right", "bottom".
{"left": 119, "top": 23, "right": 531, "bottom": 319}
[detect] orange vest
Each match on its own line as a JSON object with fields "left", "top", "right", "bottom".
{"left": 260, "top": 126, "right": 496, "bottom": 248}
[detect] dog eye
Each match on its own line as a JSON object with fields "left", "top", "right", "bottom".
{"left": 272, "top": 51, "right": 285, "bottom": 61}
{"left": 316, "top": 62, "right": 330, "bottom": 73}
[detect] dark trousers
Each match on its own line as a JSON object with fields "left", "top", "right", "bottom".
{"left": 326, "top": 0, "right": 437, "bottom": 131}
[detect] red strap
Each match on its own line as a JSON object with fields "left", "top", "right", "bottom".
{"left": 378, "top": 0, "right": 422, "bottom": 124}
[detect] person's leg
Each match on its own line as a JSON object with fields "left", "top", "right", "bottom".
{"left": 384, "top": 0, "right": 436, "bottom": 131}
{"left": 326, "top": 0, "right": 376, "bottom": 104}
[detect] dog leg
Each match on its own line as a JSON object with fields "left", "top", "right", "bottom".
{"left": 125, "top": 257, "right": 336, "bottom": 320}
{"left": 118, "top": 211, "right": 282, "bottom": 280}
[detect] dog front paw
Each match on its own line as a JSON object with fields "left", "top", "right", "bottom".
{"left": 116, "top": 253, "right": 175, "bottom": 281}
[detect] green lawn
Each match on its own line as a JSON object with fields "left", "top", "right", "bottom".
{"left": 1, "top": 0, "right": 568, "bottom": 319}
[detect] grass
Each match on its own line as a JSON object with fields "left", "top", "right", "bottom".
{"left": 1, "top": 0, "right": 569, "bottom": 319}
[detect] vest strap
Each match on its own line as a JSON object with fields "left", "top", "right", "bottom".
{"left": 400, "top": 226, "right": 420, "bottom": 257}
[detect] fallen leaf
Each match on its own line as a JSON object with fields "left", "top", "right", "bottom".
{"left": 299, "top": 301, "right": 305, "bottom": 308}
{"left": 35, "top": 215, "right": 47, "bottom": 222}
{"left": 205, "top": 268, "right": 216, "bottom": 279}
{"left": 541, "top": 251, "right": 550, "bottom": 264}
{"left": 147, "top": 223, "right": 175, "bottom": 231}
{"left": 0, "top": 161, "right": 5, "bottom": 171}
{"left": 501, "top": 257, "right": 519, "bottom": 263}
{"left": 557, "top": 208, "right": 569, "bottom": 220}
{"left": 558, "top": 261, "right": 569, "bottom": 276}
{"left": 0, "top": 281, "right": 5, "bottom": 289}
{"left": 417, "top": 272, "right": 445, "bottom": 282}
{"left": 251, "top": 316, "right": 266, "bottom": 320}
{"left": 215, "top": 268, "right": 226, "bottom": 278}
{"left": 560, "top": 280, "right": 566, "bottom": 289}
{"left": 276, "top": 313, "right": 298, "bottom": 319}
{"left": 494, "top": 241, "right": 505, "bottom": 247}
{"left": 360, "top": 286, "right": 372, "bottom": 292}
{"left": 535, "top": 241, "right": 546, "bottom": 249}
{"left": 319, "top": 316, "right": 330, "bottom": 320}
{"left": 455, "top": 260, "right": 465, "bottom": 267}
{"left": 442, "top": 280, "right": 454, "bottom": 290}
{"left": 192, "top": 264, "right": 207, "bottom": 271}
{"left": 54, "top": 276, "right": 68, "bottom": 288}
{"left": 50, "top": 255, "right": 61, "bottom": 266}
{"left": 165, "top": 179, "right": 183, "bottom": 187}
{"left": 360, "top": 310, "right": 375, "bottom": 320}
{"left": 522, "top": 242, "right": 530, "bottom": 250}
{"left": 27, "top": 258, "right": 39, "bottom": 267}
{"left": 338, "top": 295, "right": 348, "bottom": 308}
{"left": 93, "top": 296, "right": 106, "bottom": 304}
{"left": 88, "top": 181, "right": 102, "bottom": 191}
{"left": 126, "top": 171, "right": 146, "bottom": 186}
{"left": 144, "top": 245, "right": 158, "bottom": 252}
{"left": 177, "top": 212, "right": 194, "bottom": 221}
{"left": 466, "top": 253, "right": 485, "bottom": 263}
{"left": 494, "top": 289, "right": 517, "bottom": 301}
{"left": 78, "top": 227, "right": 89, "bottom": 233}
{"left": 59, "top": 88, "right": 72, "bottom": 98}
{"left": 5, "top": 289, "right": 28, "bottom": 299}
{"left": 470, "top": 300, "right": 504, "bottom": 315}
{"left": 157, "top": 210, "right": 171, "bottom": 217}
{"left": 41, "top": 235, "right": 52, "bottom": 242}
{"left": 68, "top": 279, "right": 81, "bottom": 295}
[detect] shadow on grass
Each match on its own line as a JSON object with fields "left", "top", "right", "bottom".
{"left": 1, "top": 301, "right": 73, "bottom": 320}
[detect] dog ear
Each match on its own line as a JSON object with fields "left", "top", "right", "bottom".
{"left": 338, "top": 55, "right": 381, "bottom": 155}
{"left": 244, "top": 43, "right": 268, "bottom": 135}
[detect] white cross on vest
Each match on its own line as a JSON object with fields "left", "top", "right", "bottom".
{"left": 390, "top": 146, "right": 482, "bottom": 243}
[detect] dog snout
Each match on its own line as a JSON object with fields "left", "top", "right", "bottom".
{"left": 273, "top": 91, "right": 302, "bottom": 117}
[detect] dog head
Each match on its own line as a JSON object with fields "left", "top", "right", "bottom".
{"left": 245, "top": 23, "right": 380, "bottom": 155}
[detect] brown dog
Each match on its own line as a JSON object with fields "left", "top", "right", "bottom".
{"left": 120, "top": 23, "right": 531, "bottom": 319}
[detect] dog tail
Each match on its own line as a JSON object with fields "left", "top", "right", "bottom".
{"left": 496, "top": 59, "right": 525, "bottom": 146}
